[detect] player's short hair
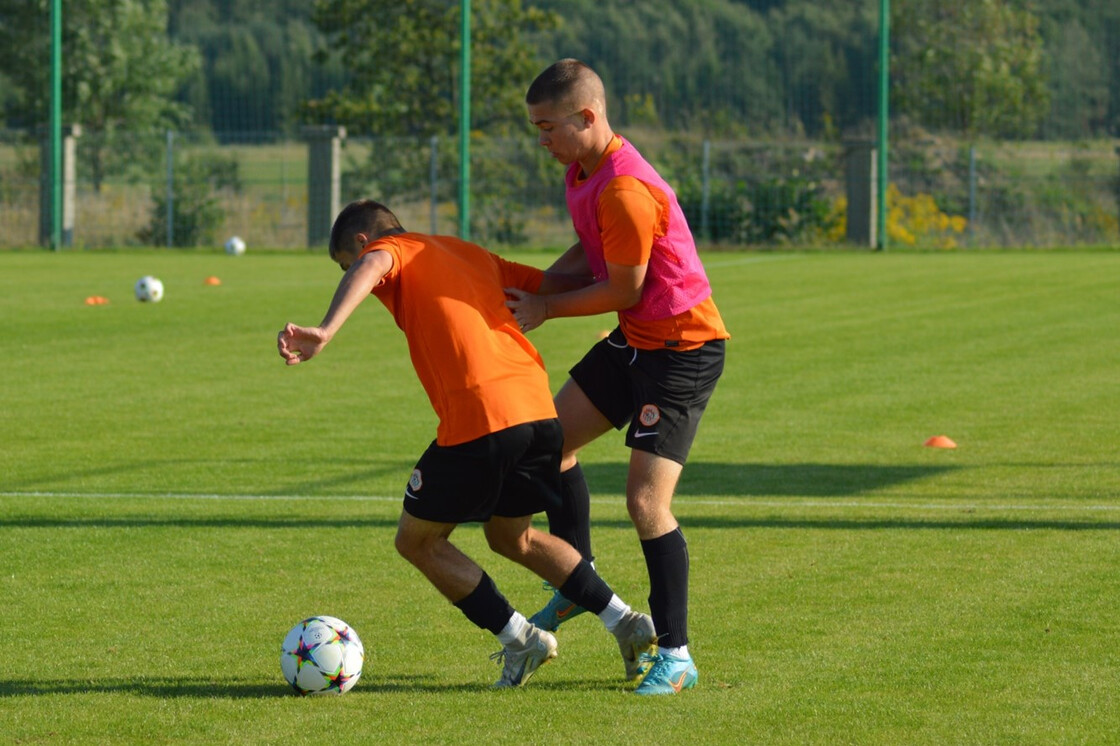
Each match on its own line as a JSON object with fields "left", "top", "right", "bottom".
{"left": 329, "top": 199, "right": 403, "bottom": 258}
{"left": 526, "top": 58, "right": 603, "bottom": 111}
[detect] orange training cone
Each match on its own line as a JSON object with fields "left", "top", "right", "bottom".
{"left": 204, "top": 276, "right": 222, "bottom": 285}
{"left": 84, "top": 295, "right": 110, "bottom": 305}
{"left": 924, "top": 435, "right": 957, "bottom": 449}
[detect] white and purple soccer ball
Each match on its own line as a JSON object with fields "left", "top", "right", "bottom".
{"left": 280, "top": 615, "right": 364, "bottom": 695}
{"left": 134, "top": 275, "right": 164, "bottom": 303}
{"left": 224, "top": 236, "right": 246, "bottom": 256}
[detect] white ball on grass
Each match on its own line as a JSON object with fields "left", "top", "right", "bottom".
{"left": 134, "top": 275, "right": 164, "bottom": 303}
{"left": 280, "top": 616, "right": 364, "bottom": 695}
{"left": 225, "top": 236, "right": 246, "bottom": 256}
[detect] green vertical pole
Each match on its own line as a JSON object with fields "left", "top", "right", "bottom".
{"left": 50, "top": 0, "right": 62, "bottom": 250}
{"left": 876, "top": 0, "right": 889, "bottom": 250}
{"left": 458, "top": 0, "right": 471, "bottom": 240}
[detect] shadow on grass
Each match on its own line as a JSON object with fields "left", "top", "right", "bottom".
{"left": 5, "top": 460, "right": 957, "bottom": 499}
{"left": 6, "top": 461, "right": 1116, "bottom": 532}
{"left": 0, "top": 515, "right": 405, "bottom": 529}
{"left": 4, "top": 513, "right": 1114, "bottom": 532}
{"left": 587, "top": 461, "right": 960, "bottom": 497}
{"left": 1, "top": 457, "right": 416, "bottom": 496}
{"left": 676, "top": 516, "right": 1120, "bottom": 531}
{"left": 0, "top": 674, "right": 622, "bottom": 698}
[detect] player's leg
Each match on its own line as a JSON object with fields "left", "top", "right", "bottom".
{"left": 396, "top": 434, "right": 560, "bottom": 687}
{"left": 625, "top": 450, "right": 689, "bottom": 655}
{"left": 532, "top": 332, "right": 634, "bottom": 631}
{"left": 393, "top": 511, "right": 476, "bottom": 600}
{"left": 394, "top": 511, "right": 556, "bottom": 688}
{"left": 552, "top": 377, "right": 613, "bottom": 556}
{"left": 626, "top": 340, "right": 725, "bottom": 695}
{"left": 489, "top": 418, "right": 656, "bottom": 681}
{"left": 625, "top": 450, "right": 699, "bottom": 695}
{"left": 487, "top": 514, "right": 657, "bottom": 681}
{"left": 528, "top": 379, "right": 614, "bottom": 631}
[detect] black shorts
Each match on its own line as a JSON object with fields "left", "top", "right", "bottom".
{"left": 570, "top": 327, "right": 725, "bottom": 465}
{"left": 401, "top": 419, "right": 563, "bottom": 524}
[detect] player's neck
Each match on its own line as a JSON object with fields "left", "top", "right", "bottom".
{"left": 578, "top": 133, "right": 618, "bottom": 180}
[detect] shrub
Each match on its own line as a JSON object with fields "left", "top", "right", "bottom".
{"left": 139, "top": 151, "right": 239, "bottom": 247}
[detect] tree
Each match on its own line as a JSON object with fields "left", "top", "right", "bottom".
{"left": 304, "top": 0, "right": 557, "bottom": 136}
{"left": 1042, "top": 21, "right": 1108, "bottom": 138}
{"left": 0, "top": 0, "right": 200, "bottom": 190}
{"left": 892, "top": 0, "right": 1050, "bottom": 138}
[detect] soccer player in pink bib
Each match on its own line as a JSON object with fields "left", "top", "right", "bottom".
{"left": 506, "top": 59, "right": 730, "bottom": 695}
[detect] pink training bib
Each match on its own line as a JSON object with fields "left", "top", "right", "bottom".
{"left": 565, "top": 137, "right": 711, "bottom": 321}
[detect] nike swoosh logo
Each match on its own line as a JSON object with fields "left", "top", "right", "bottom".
{"left": 670, "top": 670, "right": 690, "bottom": 693}
{"left": 556, "top": 604, "right": 579, "bottom": 619}
{"left": 633, "top": 430, "right": 658, "bottom": 438}
{"left": 405, "top": 489, "right": 420, "bottom": 500}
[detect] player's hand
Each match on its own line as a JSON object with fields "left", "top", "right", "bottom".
{"left": 277, "top": 323, "right": 330, "bottom": 365}
{"left": 504, "top": 287, "right": 547, "bottom": 333}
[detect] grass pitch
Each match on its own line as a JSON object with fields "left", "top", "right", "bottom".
{"left": 2, "top": 248, "right": 1118, "bottom": 744}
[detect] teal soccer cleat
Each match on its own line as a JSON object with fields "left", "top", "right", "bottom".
{"left": 634, "top": 651, "right": 698, "bottom": 695}
{"left": 527, "top": 583, "right": 588, "bottom": 632}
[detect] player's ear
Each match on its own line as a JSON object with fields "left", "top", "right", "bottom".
{"left": 577, "top": 108, "right": 595, "bottom": 127}
{"left": 353, "top": 232, "right": 369, "bottom": 250}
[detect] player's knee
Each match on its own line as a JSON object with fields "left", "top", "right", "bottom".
{"left": 486, "top": 528, "right": 530, "bottom": 561}
{"left": 394, "top": 528, "right": 424, "bottom": 564}
{"left": 626, "top": 493, "right": 650, "bottom": 523}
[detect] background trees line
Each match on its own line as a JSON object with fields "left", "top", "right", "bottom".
{"left": 1, "top": 0, "right": 1117, "bottom": 142}
{"left": 0, "top": 0, "right": 1116, "bottom": 249}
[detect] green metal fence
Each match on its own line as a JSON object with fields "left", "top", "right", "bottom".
{"left": 1, "top": 0, "right": 1118, "bottom": 250}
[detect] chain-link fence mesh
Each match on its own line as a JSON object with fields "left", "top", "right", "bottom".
{"left": 2, "top": 1, "right": 1118, "bottom": 250}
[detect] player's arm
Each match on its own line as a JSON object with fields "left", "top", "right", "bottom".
{"left": 277, "top": 250, "right": 393, "bottom": 365}
{"left": 498, "top": 253, "right": 592, "bottom": 299}
{"left": 534, "top": 241, "right": 595, "bottom": 293}
{"left": 538, "top": 268, "right": 596, "bottom": 294}
{"left": 545, "top": 241, "right": 591, "bottom": 276}
{"left": 507, "top": 182, "right": 655, "bottom": 331}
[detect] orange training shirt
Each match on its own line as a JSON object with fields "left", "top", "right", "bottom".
{"left": 361, "top": 233, "right": 555, "bottom": 446}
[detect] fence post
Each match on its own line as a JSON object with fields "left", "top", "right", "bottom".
{"left": 430, "top": 135, "right": 439, "bottom": 235}
{"left": 39, "top": 124, "right": 81, "bottom": 248}
{"left": 166, "top": 129, "right": 175, "bottom": 248}
{"left": 1115, "top": 146, "right": 1120, "bottom": 243}
{"left": 700, "top": 139, "right": 711, "bottom": 243}
{"left": 843, "top": 138, "right": 877, "bottom": 247}
{"left": 967, "top": 144, "right": 978, "bottom": 246}
{"left": 302, "top": 125, "right": 346, "bottom": 248}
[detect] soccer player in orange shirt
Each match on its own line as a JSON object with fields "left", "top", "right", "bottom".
{"left": 507, "top": 60, "right": 730, "bottom": 695}
{"left": 278, "top": 199, "right": 656, "bottom": 688}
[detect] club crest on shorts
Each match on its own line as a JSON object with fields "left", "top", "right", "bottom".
{"left": 408, "top": 469, "right": 423, "bottom": 492}
{"left": 639, "top": 404, "right": 661, "bottom": 427}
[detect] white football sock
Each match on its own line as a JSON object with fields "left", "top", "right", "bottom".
{"left": 662, "top": 644, "right": 689, "bottom": 659}
{"left": 497, "top": 611, "right": 530, "bottom": 646}
{"left": 598, "top": 595, "right": 631, "bottom": 633}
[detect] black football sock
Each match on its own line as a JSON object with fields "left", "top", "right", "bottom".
{"left": 453, "top": 572, "right": 515, "bottom": 635}
{"left": 557, "top": 559, "right": 613, "bottom": 616}
{"left": 641, "top": 527, "right": 690, "bottom": 649}
{"left": 546, "top": 463, "right": 594, "bottom": 562}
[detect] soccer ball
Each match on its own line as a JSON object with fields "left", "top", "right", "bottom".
{"left": 134, "top": 275, "right": 164, "bottom": 303}
{"left": 280, "top": 616, "right": 364, "bottom": 695}
{"left": 224, "top": 235, "right": 246, "bottom": 256}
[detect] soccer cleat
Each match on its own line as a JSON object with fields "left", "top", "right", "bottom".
{"left": 490, "top": 625, "right": 558, "bottom": 688}
{"left": 527, "top": 582, "right": 588, "bottom": 632}
{"left": 634, "top": 651, "right": 698, "bottom": 695}
{"left": 612, "top": 611, "right": 658, "bottom": 681}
